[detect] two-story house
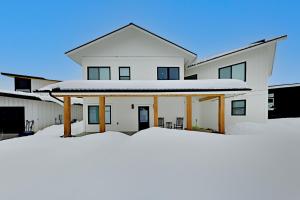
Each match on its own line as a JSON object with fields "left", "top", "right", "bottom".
{"left": 37, "top": 23, "right": 286, "bottom": 136}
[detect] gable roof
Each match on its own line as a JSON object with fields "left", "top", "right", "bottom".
{"left": 188, "top": 35, "right": 287, "bottom": 68}
{"left": 1, "top": 72, "right": 60, "bottom": 82}
{"left": 65, "top": 23, "right": 197, "bottom": 56}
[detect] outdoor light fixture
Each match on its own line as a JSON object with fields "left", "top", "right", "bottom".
{"left": 131, "top": 104, "right": 134, "bottom": 109}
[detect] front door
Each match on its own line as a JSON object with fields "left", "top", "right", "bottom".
{"left": 138, "top": 106, "right": 150, "bottom": 131}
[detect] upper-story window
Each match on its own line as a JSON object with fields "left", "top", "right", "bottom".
{"left": 15, "top": 77, "right": 31, "bottom": 92}
{"left": 87, "top": 67, "right": 111, "bottom": 80}
{"left": 157, "top": 67, "right": 180, "bottom": 80}
{"left": 219, "top": 62, "right": 246, "bottom": 81}
{"left": 119, "top": 67, "right": 130, "bottom": 80}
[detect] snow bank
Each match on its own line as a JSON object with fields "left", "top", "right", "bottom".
{"left": 228, "top": 118, "right": 300, "bottom": 135}
{"left": 38, "top": 79, "right": 249, "bottom": 91}
{"left": 0, "top": 118, "right": 299, "bottom": 200}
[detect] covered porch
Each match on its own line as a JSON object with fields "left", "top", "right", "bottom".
{"left": 36, "top": 79, "right": 250, "bottom": 137}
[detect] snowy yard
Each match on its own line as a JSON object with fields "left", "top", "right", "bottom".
{"left": 0, "top": 118, "right": 300, "bottom": 200}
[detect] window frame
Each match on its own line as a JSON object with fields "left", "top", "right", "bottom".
{"left": 87, "top": 66, "right": 111, "bottom": 80}
{"left": 119, "top": 67, "right": 131, "bottom": 80}
{"left": 88, "top": 105, "right": 111, "bottom": 124}
{"left": 157, "top": 67, "right": 180, "bottom": 80}
{"left": 231, "top": 100, "right": 246, "bottom": 116}
{"left": 218, "top": 62, "right": 247, "bottom": 82}
{"left": 15, "top": 77, "right": 31, "bottom": 92}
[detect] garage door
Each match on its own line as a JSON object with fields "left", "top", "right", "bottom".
{"left": 0, "top": 107, "right": 25, "bottom": 134}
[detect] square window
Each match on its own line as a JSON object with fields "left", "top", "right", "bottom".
{"left": 88, "top": 68, "right": 99, "bottom": 80}
{"left": 232, "top": 100, "right": 246, "bottom": 116}
{"left": 157, "top": 68, "right": 168, "bottom": 80}
{"left": 119, "top": 67, "right": 130, "bottom": 80}
{"left": 88, "top": 105, "right": 111, "bottom": 124}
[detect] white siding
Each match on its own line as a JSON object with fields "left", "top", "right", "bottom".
{"left": 185, "top": 43, "right": 276, "bottom": 130}
{"left": 0, "top": 97, "right": 83, "bottom": 132}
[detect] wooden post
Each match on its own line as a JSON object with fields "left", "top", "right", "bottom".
{"left": 218, "top": 95, "right": 225, "bottom": 134}
{"left": 99, "top": 96, "right": 106, "bottom": 133}
{"left": 186, "top": 96, "right": 192, "bottom": 130}
{"left": 64, "top": 96, "right": 71, "bottom": 137}
{"left": 153, "top": 96, "right": 158, "bottom": 127}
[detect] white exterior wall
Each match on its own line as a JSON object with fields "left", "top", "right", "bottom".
{"left": 82, "top": 57, "right": 184, "bottom": 80}
{"left": 0, "top": 97, "right": 83, "bottom": 132}
{"left": 0, "top": 97, "right": 63, "bottom": 132}
{"left": 31, "top": 79, "right": 58, "bottom": 91}
{"left": 79, "top": 28, "right": 189, "bottom": 132}
{"left": 83, "top": 96, "right": 191, "bottom": 133}
{"left": 185, "top": 43, "right": 276, "bottom": 130}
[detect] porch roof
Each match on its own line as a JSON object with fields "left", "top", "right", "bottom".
{"left": 36, "top": 79, "right": 251, "bottom": 96}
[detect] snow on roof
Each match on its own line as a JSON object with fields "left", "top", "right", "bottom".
{"left": 188, "top": 35, "right": 287, "bottom": 68}
{"left": 38, "top": 79, "right": 250, "bottom": 95}
{"left": 269, "top": 83, "right": 300, "bottom": 89}
{"left": 0, "top": 89, "right": 82, "bottom": 105}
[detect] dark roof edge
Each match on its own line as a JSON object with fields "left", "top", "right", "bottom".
{"left": 0, "top": 92, "right": 42, "bottom": 101}
{"left": 188, "top": 35, "right": 287, "bottom": 67}
{"left": 1, "top": 72, "right": 61, "bottom": 82}
{"left": 269, "top": 83, "right": 300, "bottom": 88}
{"left": 37, "top": 88, "right": 251, "bottom": 93}
{"left": 65, "top": 23, "right": 197, "bottom": 56}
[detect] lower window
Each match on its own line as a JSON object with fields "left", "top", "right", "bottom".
{"left": 88, "top": 105, "right": 111, "bottom": 124}
{"left": 231, "top": 100, "right": 246, "bottom": 116}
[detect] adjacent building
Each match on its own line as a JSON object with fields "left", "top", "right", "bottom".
{"left": 268, "top": 83, "right": 300, "bottom": 119}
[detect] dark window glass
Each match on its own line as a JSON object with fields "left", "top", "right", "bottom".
{"left": 15, "top": 78, "right": 31, "bottom": 92}
{"left": 219, "top": 67, "right": 231, "bottom": 79}
{"left": 184, "top": 74, "right": 198, "bottom": 80}
{"left": 88, "top": 105, "right": 111, "bottom": 124}
{"left": 219, "top": 62, "right": 246, "bottom": 81}
{"left": 157, "top": 67, "right": 179, "bottom": 80}
{"left": 157, "top": 68, "right": 168, "bottom": 80}
{"left": 232, "top": 100, "right": 246, "bottom": 116}
{"left": 119, "top": 67, "right": 130, "bottom": 80}
{"left": 87, "top": 67, "right": 110, "bottom": 80}
{"left": 169, "top": 68, "right": 179, "bottom": 80}
{"left": 88, "top": 106, "right": 99, "bottom": 124}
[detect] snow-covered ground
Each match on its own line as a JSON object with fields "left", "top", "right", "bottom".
{"left": 0, "top": 118, "right": 300, "bottom": 200}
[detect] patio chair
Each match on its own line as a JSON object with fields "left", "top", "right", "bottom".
{"left": 174, "top": 117, "right": 184, "bottom": 129}
{"left": 166, "top": 122, "right": 173, "bottom": 129}
{"left": 158, "top": 117, "right": 164, "bottom": 128}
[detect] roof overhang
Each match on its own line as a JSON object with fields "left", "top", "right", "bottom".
{"left": 65, "top": 23, "right": 197, "bottom": 65}
{"left": 36, "top": 80, "right": 251, "bottom": 97}
{"left": 1, "top": 72, "right": 61, "bottom": 82}
{"left": 188, "top": 35, "right": 287, "bottom": 68}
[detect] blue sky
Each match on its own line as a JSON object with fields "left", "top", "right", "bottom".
{"left": 0, "top": 0, "right": 299, "bottom": 89}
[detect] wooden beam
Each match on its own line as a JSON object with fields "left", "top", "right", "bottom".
{"left": 198, "top": 96, "right": 218, "bottom": 102}
{"left": 99, "top": 96, "right": 106, "bottom": 133}
{"left": 186, "top": 96, "right": 192, "bottom": 130}
{"left": 218, "top": 95, "right": 225, "bottom": 134}
{"left": 63, "top": 96, "right": 71, "bottom": 137}
{"left": 153, "top": 96, "right": 158, "bottom": 127}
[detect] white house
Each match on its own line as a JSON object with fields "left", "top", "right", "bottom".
{"left": 37, "top": 23, "right": 286, "bottom": 136}
{"left": 0, "top": 72, "right": 83, "bottom": 138}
